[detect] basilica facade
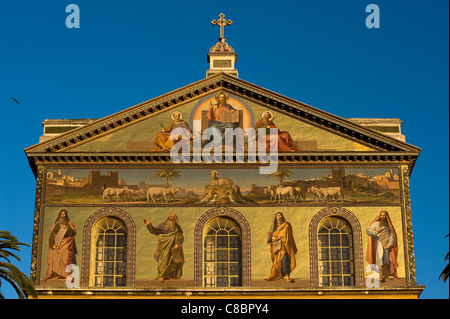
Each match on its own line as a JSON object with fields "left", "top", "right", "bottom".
{"left": 25, "top": 15, "right": 424, "bottom": 299}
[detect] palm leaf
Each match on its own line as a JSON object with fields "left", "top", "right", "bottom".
{"left": 154, "top": 169, "right": 181, "bottom": 187}
{"left": 0, "top": 231, "right": 37, "bottom": 299}
{"left": 439, "top": 234, "right": 449, "bottom": 283}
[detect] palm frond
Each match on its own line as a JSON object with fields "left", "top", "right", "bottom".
{"left": 439, "top": 234, "right": 449, "bottom": 283}
{"left": 0, "top": 231, "right": 37, "bottom": 299}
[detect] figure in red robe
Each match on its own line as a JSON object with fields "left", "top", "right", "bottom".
{"left": 45, "top": 209, "right": 77, "bottom": 280}
{"left": 366, "top": 211, "right": 399, "bottom": 282}
{"left": 254, "top": 111, "right": 302, "bottom": 152}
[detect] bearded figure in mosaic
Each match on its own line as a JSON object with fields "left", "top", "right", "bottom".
{"left": 144, "top": 213, "right": 184, "bottom": 282}
{"left": 45, "top": 209, "right": 77, "bottom": 280}
{"left": 366, "top": 210, "right": 399, "bottom": 282}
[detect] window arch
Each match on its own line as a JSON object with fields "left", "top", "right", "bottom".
{"left": 90, "top": 217, "right": 127, "bottom": 287}
{"left": 317, "top": 216, "right": 354, "bottom": 287}
{"left": 194, "top": 207, "right": 251, "bottom": 287}
{"left": 203, "top": 217, "right": 242, "bottom": 287}
{"left": 309, "top": 207, "right": 364, "bottom": 287}
{"left": 82, "top": 207, "right": 136, "bottom": 287}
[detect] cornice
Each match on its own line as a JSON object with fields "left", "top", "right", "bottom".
{"left": 26, "top": 151, "right": 418, "bottom": 178}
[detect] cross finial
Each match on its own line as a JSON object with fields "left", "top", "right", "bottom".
{"left": 211, "top": 13, "right": 233, "bottom": 42}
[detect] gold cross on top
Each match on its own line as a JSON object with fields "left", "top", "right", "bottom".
{"left": 211, "top": 13, "right": 233, "bottom": 42}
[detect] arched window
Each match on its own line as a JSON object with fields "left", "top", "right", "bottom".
{"left": 317, "top": 216, "right": 355, "bottom": 287}
{"left": 203, "top": 217, "right": 242, "bottom": 287}
{"left": 90, "top": 217, "right": 127, "bottom": 287}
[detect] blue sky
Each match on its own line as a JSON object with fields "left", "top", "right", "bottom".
{"left": 0, "top": 0, "right": 448, "bottom": 299}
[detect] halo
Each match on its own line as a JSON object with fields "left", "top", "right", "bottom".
{"left": 261, "top": 111, "right": 274, "bottom": 121}
{"left": 215, "top": 91, "right": 229, "bottom": 102}
{"left": 171, "top": 111, "right": 182, "bottom": 121}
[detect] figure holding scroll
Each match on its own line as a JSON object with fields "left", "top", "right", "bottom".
{"left": 45, "top": 209, "right": 77, "bottom": 280}
{"left": 366, "top": 211, "right": 398, "bottom": 282}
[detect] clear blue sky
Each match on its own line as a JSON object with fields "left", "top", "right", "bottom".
{"left": 0, "top": 0, "right": 448, "bottom": 299}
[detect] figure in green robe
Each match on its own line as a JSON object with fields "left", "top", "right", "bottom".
{"left": 143, "top": 213, "right": 184, "bottom": 282}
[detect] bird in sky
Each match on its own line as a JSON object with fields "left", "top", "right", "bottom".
{"left": 10, "top": 97, "right": 19, "bottom": 104}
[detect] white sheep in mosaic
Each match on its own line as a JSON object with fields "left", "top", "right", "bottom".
{"left": 102, "top": 186, "right": 128, "bottom": 201}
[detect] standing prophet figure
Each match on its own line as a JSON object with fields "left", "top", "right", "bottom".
{"left": 366, "top": 210, "right": 399, "bottom": 282}
{"left": 143, "top": 213, "right": 184, "bottom": 283}
{"left": 45, "top": 209, "right": 77, "bottom": 280}
{"left": 265, "top": 212, "right": 297, "bottom": 283}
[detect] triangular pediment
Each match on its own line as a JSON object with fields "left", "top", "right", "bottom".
{"left": 25, "top": 73, "right": 421, "bottom": 157}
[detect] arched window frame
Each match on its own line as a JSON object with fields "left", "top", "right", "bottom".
{"left": 194, "top": 207, "right": 251, "bottom": 287}
{"left": 203, "top": 217, "right": 242, "bottom": 287}
{"left": 317, "top": 216, "right": 354, "bottom": 287}
{"left": 81, "top": 207, "right": 136, "bottom": 287}
{"left": 309, "top": 207, "right": 364, "bottom": 287}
